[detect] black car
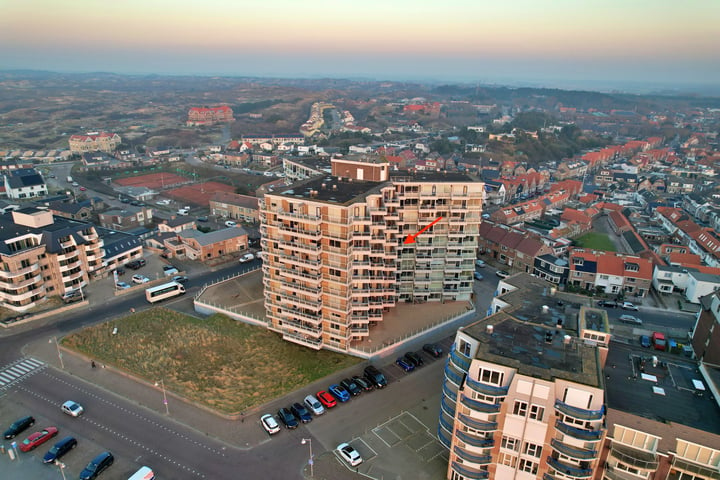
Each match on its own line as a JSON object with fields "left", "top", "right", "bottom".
{"left": 3, "top": 415, "right": 35, "bottom": 439}
{"left": 114, "top": 267, "right": 125, "bottom": 276}
{"left": 277, "top": 407, "right": 299, "bottom": 429}
{"left": 43, "top": 436, "right": 77, "bottom": 464}
{"left": 162, "top": 264, "right": 177, "bottom": 272}
{"left": 125, "top": 259, "right": 146, "bottom": 270}
{"left": 340, "top": 378, "right": 362, "bottom": 396}
{"left": 423, "top": 343, "right": 443, "bottom": 358}
{"left": 290, "top": 403, "right": 313, "bottom": 423}
{"left": 79, "top": 451, "right": 114, "bottom": 480}
{"left": 404, "top": 351, "right": 424, "bottom": 367}
{"left": 597, "top": 300, "right": 619, "bottom": 308}
{"left": 364, "top": 366, "right": 388, "bottom": 389}
{"left": 197, "top": 216, "right": 209, "bottom": 222}
{"left": 352, "top": 375, "right": 374, "bottom": 392}
{"left": 172, "top": 275, "right": 189, "bottom": 284}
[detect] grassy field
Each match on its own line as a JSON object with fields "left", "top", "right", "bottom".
{"left": 574, "top": 232, "right": 616, "bottom": 252}
{"left": 62, "top": 309, "right": 362, "bottom": 414}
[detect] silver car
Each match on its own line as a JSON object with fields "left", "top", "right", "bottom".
{"left": 303, "top": 395, "right": 325, "bottom": 416}
{"left": 61, "top": 400, "right": 84, "bottom": 417}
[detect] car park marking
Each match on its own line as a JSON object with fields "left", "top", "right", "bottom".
{"left": 0, "top": 357, "right": 46, "bottom": 390}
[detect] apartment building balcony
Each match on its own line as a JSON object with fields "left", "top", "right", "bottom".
{"left": 444, "top": 363, "right": 466, "bottom": 387}
{"left": 437, "top": 426, "right": 452, "bottom": 450}
{"left": 555, "top": 421, "right": 603, "bottom": 441}
{"left": 554, "top": 400, "right": 604, "bottom": 421}
{"left": 442, "top": 382, "right": 459, "bottom": 403}
{"left": 454, "top": 430, "right": 494, "bottom": 449}
{"left": 0, "top": 263, "right": 40, "bottom": 279}
{"left": 86, "top": 249, "right": 105, "bottom": 262}
{"left": 280, "top": 319, "right": 322, "bottom": 336}
{"left": 550, "top": 439, "right": 598, "bottom": 461}
{"left": 0, "top": 284, "right": 44, "bottom": 302}
{"left": 59, "top": 259, "right": 82, "bottom": 272}
{"left": 60, "top": 238, "right": 75, "bottom": 249}
{"left": 275, "top": 210, "right": 321, "bottom": 224}
{"left": 440, "top": 396, "right": 456, "bottom": 418}
{"left": 282, "top": 331, "right": 322, "bottom": 350}
{"left": 57, "top": 250, "right": 79, "bottom": 262}
{"left": 276, "top": 225, "right": 322, "bottom": 239}
{"left": 63, "top": 270, "right": 85, "bottom": 282}
{"left": 453, "top": 446, "right": 492, "bottom": 465}
{"left": 456, "top": 414, "right": 498, "bottom": 432}
{"left": 277, "top": 299, "right": 322, "bottom": 319}
{"left": 280, "top": 268, "right": 321, "bottom": 283}
{"left": 324, "top": 301, "right": 352, "bottom": 315}
{"left": 460, "top": 395, "right": 501, "bottom": 414}
{"left": 272, "top": 278, "right": 321, "bottom": 297}
{"left": 608, "top": 443, "right": 658, "bottom": 470}
{"left": 601, "top": 468, "right": 652, "bottom": 480}
{"left": 449, "top": 348, "right": 471, "bottom": 371}
{"left": 546, "top": 456, "right": 593, "bottom": 479}
{"left": 464, "top": 377, "right": 509, "bottom": 397}
{"left": 438, "top": 413, "right": 455, "bottom": 434}
{"left": 276, "top": 239, "right": 321, "bottom": 254}
{"left": 0, "top": 273, "right": 42, "bottom": 291}
{"left": 368, "top": 309, "right": 384, "bottom": 319}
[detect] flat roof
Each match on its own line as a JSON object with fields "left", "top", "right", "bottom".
{"left": 604, "top": 341, "right": 720, "bottom": 435}
{"left": 462, "top": 273, "right": 603, "bottom": 387}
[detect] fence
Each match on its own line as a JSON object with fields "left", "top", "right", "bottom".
{"left": 195, "top": 265, "right": 262, "bottom": 299}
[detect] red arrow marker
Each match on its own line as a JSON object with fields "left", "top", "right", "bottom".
{"left": 403, "top": 216, "right": 443, "bottom": 244}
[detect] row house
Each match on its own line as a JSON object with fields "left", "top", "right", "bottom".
{"left": 554, "top": 160, "right": 588, "bottom": 180}
{"left": 533, "top": 254, "right": 570, "bottom": 285}
{"left": 48, "top": 201, "right": 93, "bottom": 222}
{"left": 3, "top": 168, "right": 48, "bottom": 200}
{"left": 478, "top": 222, "right": 553, "bottom": 271}
{"left": 655, "top": 207, "right": 720, "bottom": 267}
{"left": 97, "top": 206, "right": 153, "bottom": 232}
{"left": 483, "top": 180, "right": 506, "bottom": 206}
{"left": 163, "top": 227, "right": 248, "bottom": 261}
{"left": 0, "top": 208, "right": 104, "bottom": 311}
{"left": 187, "top": 106, "right": 234, "bottom": 126}
{"left": 548, "top": 179, "right": 583, "bottom": 197}
{"left": 568, "top": 249, "right": 652, "bottom": 297}
{"left": 253, "top": 153, "right": 280, "bottom": 167}
{"left": 209, "top": 192, "right": 260, "bottom": 224}
{"left": 637, "top": 175, "right": 666, "bottom": 193}
{"left": 652, "top": 264, "right": 720, "bottom": 302}
{"left": 666, "top": 176, "right": 696, "bottom": 194}
{"left": 68, "top": 132, "right": 121, "bottom": 154}
{"left": 221, "top": 153, "right": 251, "bottom": 168}
{"left": 491, "top": 200, "right": 544, "bottom": 225}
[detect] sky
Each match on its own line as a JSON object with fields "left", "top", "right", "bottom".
{"left": 1, "top": 0, "right": 719, "bottom": 91}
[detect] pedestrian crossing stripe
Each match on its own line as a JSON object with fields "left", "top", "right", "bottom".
{"left": 0, "top": 358, "right": 46, "bottom": 388}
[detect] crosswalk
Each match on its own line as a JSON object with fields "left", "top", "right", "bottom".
{"left": 0, "top": 357, "right": 46, "bottom": 389}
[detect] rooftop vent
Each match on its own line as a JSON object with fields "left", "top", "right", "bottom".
{"left": 332, "top": 184, "right": 338, "bottom": 190}
{"left": 542, "top": 305, "right": 549, "bottom": 314}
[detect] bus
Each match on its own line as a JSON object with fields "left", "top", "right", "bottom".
{"left": 128, "top": 466, "right": 155, "bottom": 480}
{"left": 145, "top": 281, "right": 185, "bottom": 303}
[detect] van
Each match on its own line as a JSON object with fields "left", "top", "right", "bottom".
{"left": 128, "top": 466, "right": 155, "bottom": 480}
{"left": 177, "top": 208, "right": 189, "bottom": 216}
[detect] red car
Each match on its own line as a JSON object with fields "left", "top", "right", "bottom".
{"left": 316, "top": 390, "right": 337, "bottom": 409}
{"left": 20, "top": 427, "right": 58, "bottom": 452}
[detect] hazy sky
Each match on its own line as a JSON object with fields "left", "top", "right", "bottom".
{"left": 1, "top": 0, "right": 719, "bottom": 89}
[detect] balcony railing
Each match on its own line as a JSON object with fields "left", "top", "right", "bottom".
{"left": 457, "top": 414, "right": 498, "bottom": 432}
{"left": 450, "top": 462, "right": 489, "bottom": 480}
{"left": 453, "top": 446, "right": 492, "bottom": 465}
{"left": 555, "top": 421, "right": 603, "bottom": 441}
{"left": 282, "top": 332, "right": 322, "bottom": 349}
{"left": 546, "top": 456, "right": 593, "bottom": 479}
{"left": 438, "top": 413, "right": 455, "bottom": 434}
{"left": 554, "top": 400, "right": 604, "bottom": 421}
{"left": 460, "top": 395, "right": 501, "bottom": 414}
{"left": 449, "top": 349, "right": 471, "bottom": 371}
{"left": 455, "top": 430, "right": 494, "bottom": 449}
{"left": 444, "top": 363, "right": 466, "bottom": 387}
{"left": 437, "top": 426, "right": 452, "bottom": 450}
{"left": 442, "top": 383, "right": 458, "bottom": 402}
{"left": 608, "top": 443, "right": 658, "bottom": 470}
{"left": 441, "top": 396, "right": 456, "bottom": 417}
{"left": 550, "top": 438, "right": 598, "bottom": 460}
{"left": 465, "top": 377, "right": 509, "bottom": 396}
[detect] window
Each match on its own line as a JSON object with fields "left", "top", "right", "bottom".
{"left": 499, "top": 452, "right": 517, "bottom": 467}
{"left": 523, "top": 442, "right": 542, "bottom": 458}
{"left": 459, "top": 340, "right": 472, "bottom": 356}
{"left": 501, "top": 436, "right": 520, "bottom": 451}
{"left": 513, "top": 400, "right": 528, "bottom": 417}
{"left": 529, "top": 404, "right": 545, "bottom": 421}
{"left": 479, "top": 368, "right": 503, "bottom": 386}
{"left": 519, "top": 458, "right": 538, "bottom": 474}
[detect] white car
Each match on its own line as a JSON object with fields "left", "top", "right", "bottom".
{"left": 621, "top": 302, "right": 639, "bottom": 311}
{"left": 116, "top": 281, "right": 131, "bottom": 290}
{"left": 475, "top": 259, "right": 486, "bottom": 268}
{"left": 336, "top": 442, "right": 362, "bottom": 467}
{"left": 156, "top": 199, "right": 171, "bottom": 205}
{"left": 61, "top": 400, "right": 84, "bottom": 417}
{"left": 132, "top": 274, "right": 150, "bottom": 284}
{"left": 619, "top": 314, "right": 642, "bottom": 325}
{"left": 260, "top": 414, "right": 280, "bottom": 435}
{"left": 225, "top": 220, "right": 237, "bottom": 227}
{"left": 303, "top": 395, "right": 325, "bottom": 416}
{"left": 239, "top": 253, "right": 254, "bottom": 263}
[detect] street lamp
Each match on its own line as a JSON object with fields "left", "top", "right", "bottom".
{"left": 55, "top": 460, "right": 67, "bottom": 480}
{"left": 301, "top": 438, "right": 313, "bottom": 478}
{"left": 50, "top": 336, "right": 64, "bottom": 369}
{"left": 154, "top": 379, "right": 170, "bottom": 415}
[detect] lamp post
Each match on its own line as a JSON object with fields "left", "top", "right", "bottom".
{"left": 55, "top": 460, "right": 67, "bottom": 480}
{"left": 301, "top": 438, "right": 313, "bottom": 478}
{"left": 51, "top": 336, "right": 64, "bottom": 369}
{"left": 154, "top": 379, "right": 169, "bottom": 415}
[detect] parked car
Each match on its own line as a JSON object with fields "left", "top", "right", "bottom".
{"left": 363, "top": 365, "right": 387, "bottom": 388}
{"left": 396, "top": 356, "right": 415, "bottom": 372}
{"left": 79, "top": 451, "right": 114, "bottom": 480}
{"left": 172, "top": 275, "right": 189, "bottom": 284}
{"left": 79, "top": 186, "right": 87, "bottom": 191}
{"left": 126, "top": 259, "right": 146, "bottom": 270}
{"left": 473, "top": 271, "right": 484, "bottom": 281}
{"left": 622, "top": 301, "right": 640, "bottom": 311}
{"left": 20, "top": 427, "right": 58, "bottom": 452}
{"left": 303, "top": 395, "right": 325, "bottom": 415}
{"left": 290, "top": 402, "right": 313, "bottom": 423}
{"left": 316, "top": 390, "right": 337, "bottom": 409}
{"left": 640, "top": 335, "right": 651, "bottom": 348}
{"left": 114, "top": 267, "right": 125, "bottom": 276}
{"left": 260, "top": 414, "right": 280, "bottom": 435}
{"left": 352, "top": 375, "right": 374, "bottom": 392}
{"left": 404, "top": 351, "right": 424, "bottom": 367}
{"left": 3, "top": 415, "right": 35, "bottom": 439}
{"left": 328, "top": 384, "right": 351, "bottom": 402}
{"left": 619, "top": 314, "right": 642, "bottom": 325}
{"left": 115, "top": 282, "right": 131, "bottom": 290}
{"left": 225, "top": 220, "right": 237, "bottom": 227}
{"left": 336, "top": 442, "right": 363, "bottom": 467}
{"left": 131, "top": 274, "right": 150, "bottom": 284}
{"left": 496, "top": 270, "right": 510, "bottom": 278}
{"left": 196, "top": 216, "right": 208, "bottom": 222}
{"left": 277, "top": 408, "right": 298, "bottom": 429}
{"left": 340, "top": 378, "right": 362, "bottom": 396}
{"left": 475, "top": 259, "right": 486, "bottom": 268}
{"left": 61, "top": 400, "right": 84, "bottom": 417}
{"left": 423, "top": 343, "right": 443, "bottom": 358}
{"left": 43, "top": 436, "right": 77, "bottom": 463}
{"left": 163, "top": 266, "right": 179, "bottom": 276}
{"left": 597, "top": 300, "right": 619, "bottom": 308}
{"left": 61, "top": 289, "right": 83, "bottom": 304}
{"left": 239, "top": 253, "right": 254, "bottom": 263}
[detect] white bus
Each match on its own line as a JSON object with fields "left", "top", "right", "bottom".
{"left": 145, "top": 281, "right": 186, "bottom": 303}
{"left": 128, "top": 466, "right": 155, "bottom": 480}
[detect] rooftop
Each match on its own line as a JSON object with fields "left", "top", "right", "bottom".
{"left": 463, "top": 273, "right": 603, "bottom": 387}
{"left": 604, "top": 341, "right": 720, "bottom": 435}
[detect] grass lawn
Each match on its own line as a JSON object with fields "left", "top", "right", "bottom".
{"left": 62, "top": 308, "right": 362, "bottom": 414}
{"left": 574, "top": 232, "right": 616, "bottom": 252}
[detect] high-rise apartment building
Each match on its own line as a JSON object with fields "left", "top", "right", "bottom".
{"left": 0, "top": 208, "right": 104, "bottom": 312}
{"left": 259, "top": 158, "right": 483, "bottom": 351}
{"left": 439, "top": 273, "right": 607, "bottom": 480}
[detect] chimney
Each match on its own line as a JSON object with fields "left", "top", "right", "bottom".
{"left": 332, "top": 184, "right": 338, "bottom": 190}
{"left": 542, "top": 305, "right": 549, "bottom": 314}
{"left": 486, "top": 325, "right": 494, "bottom": 334}
{"left": 321, "top": 183, "right": 326, "bottom": 189}
{"left": 563, "top": 335, "right": 572, "bottom": 345}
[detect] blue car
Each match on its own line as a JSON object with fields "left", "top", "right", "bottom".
{"left": 43, "top": 436, "right": 77, "bottom": 464}
{"left": 640, "top": 335, "right": 651, "bottom": 348}
{"left": 328, "top": 384, "right": 350, "bottom": 402}
{"left": 396, "top": 356, "right": 415, "bottom": 372}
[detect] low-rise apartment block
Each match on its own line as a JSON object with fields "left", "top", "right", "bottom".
{"left": 209, "top": 192, "right": 260, "bottom": 224}
{"left": 187, "top": 106, "right": 234, "bottom": 126}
